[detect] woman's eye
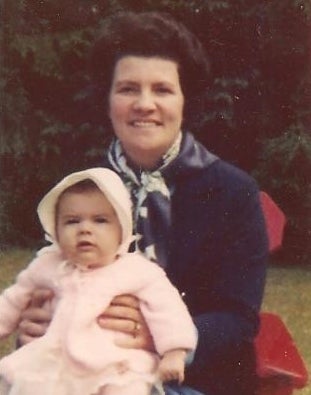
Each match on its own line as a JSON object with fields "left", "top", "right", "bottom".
{"left": 117, "top": 86, "right": 137, "bottom": 94}
{"left": 155, "top": 86, "right": 173, "bottom": 95}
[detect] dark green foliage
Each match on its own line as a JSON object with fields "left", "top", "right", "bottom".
{"left": 254, "top": 125, "right": 311, "bottom": 263}
{"left": 1, "top": 0, "right": 310, "bottom": 262}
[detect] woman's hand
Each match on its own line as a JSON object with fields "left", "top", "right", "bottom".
{"left": 97, "top": 294, "right": 155, "bottom": 352}
{"left": 18, "top": 289, "right": 54, "bottom": 346}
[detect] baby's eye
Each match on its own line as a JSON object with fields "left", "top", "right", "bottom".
{"left": 95, "top": 217, "right": 108, "bottom": 223}
{"left": 65, "top": 218, "right": 80, "bottom": 225}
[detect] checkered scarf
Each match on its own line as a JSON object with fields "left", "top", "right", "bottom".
{"left": 107, "top": 132, "right": 218, "bottom": 267}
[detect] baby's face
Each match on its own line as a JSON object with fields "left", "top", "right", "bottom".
{"left": 56, "top": 189, "right": 122, "bottom": 268}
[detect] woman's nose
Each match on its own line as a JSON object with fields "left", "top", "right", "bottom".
{"left": 133, "top": 91, "right": 156, "bottom": 111}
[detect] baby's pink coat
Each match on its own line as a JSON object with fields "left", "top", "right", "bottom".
{"left": 0, "top": 248, "right": 196, "bottom": 394}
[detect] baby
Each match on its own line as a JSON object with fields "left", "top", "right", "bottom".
{"left": 0, "top": 168, "right": 197, "bottom": 395}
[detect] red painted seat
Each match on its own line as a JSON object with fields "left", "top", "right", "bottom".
{"left": 259, "top": 191, "right": 286, "bottom": 253}
{"left": 255, "top": 312, "right": 308, "bottom": 394}
{"left": 255, "top": 193, "right": 308, "bottom": 394}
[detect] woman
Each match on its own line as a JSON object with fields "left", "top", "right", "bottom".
{"left": 18, "top": 11, "right": 268, "bottom": 395}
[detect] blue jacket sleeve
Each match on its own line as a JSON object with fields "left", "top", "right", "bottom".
{"left": 190, "top": 175, "right": 268, "bottom": 373}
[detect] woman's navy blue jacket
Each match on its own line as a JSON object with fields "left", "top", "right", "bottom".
{"left": 102, "top": 154, "right": 268, "bottom": 395}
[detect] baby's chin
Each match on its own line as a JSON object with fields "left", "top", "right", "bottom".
{"left": 76, "top": 259, "right": 103, "bottom": 270}
{"left": 66, "top": 253, "right": 103, "bottom": 270}
{"left": 65, "top": 250, "right": 118, "bottom": 269}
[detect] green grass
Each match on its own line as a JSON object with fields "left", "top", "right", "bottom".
{"left": 0, "top": 248, "right": 34, "bottom": 355}
{"left": 0, "top": 249, "right": 310, "bottom": 393}
{"left": 261, "top": 263, "right": 311, "bottom": 395}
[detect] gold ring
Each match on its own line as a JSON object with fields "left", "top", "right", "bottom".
{"left": 133, "top": 321, "right": 141, "bottom": 338}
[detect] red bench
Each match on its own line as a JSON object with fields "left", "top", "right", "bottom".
{"left": 255, "top": 312, "right": 308, "bottom": 395}
{"left": 255, "top": 193, "right": 308, "bottom": 394}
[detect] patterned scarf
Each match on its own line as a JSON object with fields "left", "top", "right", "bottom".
{"left": 107, "top": 132, "right": 218, "bottom": 267}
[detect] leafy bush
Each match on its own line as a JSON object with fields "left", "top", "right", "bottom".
{"left": 255, "top": 124, "right": 311, "bottom": 263}
{"left": 1, "top": 0, "right": 310, "bottom": 262}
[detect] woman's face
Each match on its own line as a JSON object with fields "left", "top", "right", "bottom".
{"left": 108, "top": 56, "right": 184, "bottom": 169}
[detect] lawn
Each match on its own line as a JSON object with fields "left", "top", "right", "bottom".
{"left": 261, "top": 263, "right": 311, "bottom": 395}
{"left": 0, "top": 249, "right": 310, "bottom": 394}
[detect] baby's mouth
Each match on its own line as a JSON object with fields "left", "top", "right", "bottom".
{"left": 77, "top": 241, "right": 94, "bottom": 249}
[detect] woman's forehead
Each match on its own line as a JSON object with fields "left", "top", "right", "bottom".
{"left": 112, "top": 55, "right": 180, "bottom": 81}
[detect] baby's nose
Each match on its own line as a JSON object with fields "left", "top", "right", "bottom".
{"left": 78, "top": 221, "right": 92, "bottom": 233}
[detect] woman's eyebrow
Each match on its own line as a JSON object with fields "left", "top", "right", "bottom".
{"left": 153, "top": 81, "right": 176, "bottom": 88}
{"left": 114, "top": 80, "right": 138, "bottom": 86}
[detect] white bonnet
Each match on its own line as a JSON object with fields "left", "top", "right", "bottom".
{"left": 37, "top": 168, "right": 134, "bottom": 255}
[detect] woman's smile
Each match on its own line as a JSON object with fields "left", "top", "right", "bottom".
{"left": 129, "top": 119, "right": 162, "bottom": 128}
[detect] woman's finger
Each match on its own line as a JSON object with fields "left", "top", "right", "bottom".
{"left": 99, "top": 314, "right": 155, "bottom": 351}
{"left": 110, "top": 294, "right": 140, "bottom": 309}
{"left": 17, "top": 295, "right": 53, "bottom": 346}
{"left": 98, "top": 316, "right": 137, "bottom": 334}
{"left": 101, "top": 304, "right": 141, "bottom": 322}
{"left": 19, "top": 319, "right": 49, "bottom": 337}
{"left": 98, "top": 294, "right": 141, "bottom": 323}
{"left": 29, "top": 289, "right": 53, "bottom": 308}
{"left": 20, "top": 306, "right": 52, "bottom": 323}
{"left": 97, "top": 293, "right": 156, "bottom": 352}
{"left": 114, "top": 324, "right": 155, "bottom": 352}
{"left": 17, "top": 316, "right": 50, "bottom": 346}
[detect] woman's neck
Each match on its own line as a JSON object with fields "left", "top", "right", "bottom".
{"left": 124, "top": 150, "right": 162, "bottom": 172}
{"left": 120, "top": 132, "right": 183, "bottom": 172}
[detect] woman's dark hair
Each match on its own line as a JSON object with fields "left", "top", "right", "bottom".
{"left": 89, "top": 11, "right": 210, "bottom": 128}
